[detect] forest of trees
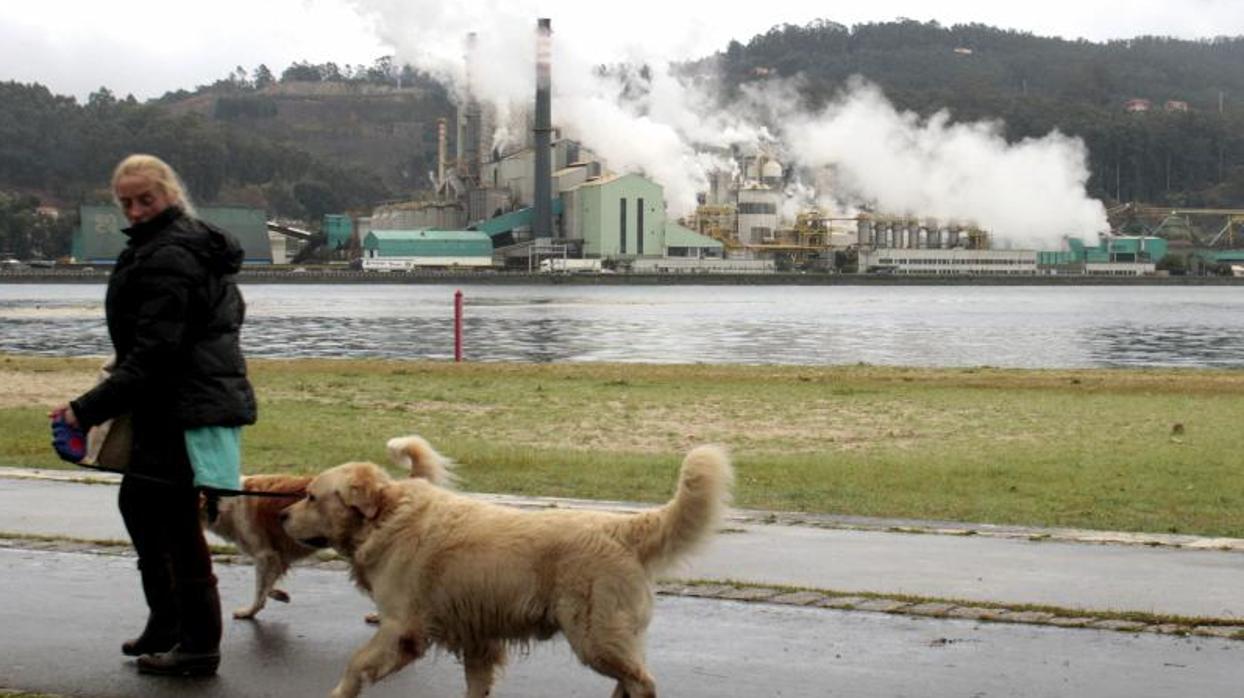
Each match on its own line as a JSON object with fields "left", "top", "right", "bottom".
{"left": 2, "top": 21, "right": 1244, "bottom": 259}
{"left": 0, "top": 56, "right": 441, "bottom": 257}
{"left": 0, "top": 82, "right": 391, "bottom": 207}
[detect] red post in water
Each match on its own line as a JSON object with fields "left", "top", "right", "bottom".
{"left": 453, "top": 289, "right": 463, "bottom": 362}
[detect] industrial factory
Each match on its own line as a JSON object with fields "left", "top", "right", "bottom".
{"left": 354, "top": 19, "right": 730, "bottom": 273}
{"left": 342, "top": 18, "right": 1235, "bottom": 277}
{"left": 68, "top": 17, "right": 1244, "bottom": 278}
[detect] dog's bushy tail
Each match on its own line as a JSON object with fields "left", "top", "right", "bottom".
{"left": 386, "top": 435, "right": 457, "bottom": 488}
{"left": 624, "top": 445, "right": 733, "bottom": 575}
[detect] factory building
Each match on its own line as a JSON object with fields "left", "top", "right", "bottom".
{"left": 73, "top": 205, "right": 272, "bottom": 264}
{"left": 359, "top": 17, "right": 731, "bottom": 271}
{"left": 1038, "top": 236, "right": 1166, "bottom": 276}
{"left": 360, "top": 229, "right": 494, "bottom": 270}
{"left": 859, "top": 248, "right": 1039, "bottom": 275}
{"left": 323, "top": 214, "right": 354, "bottom": 250}
{"left": 859, "top": 235, "right": 1168, "bottom": 276}
{"left": 664, "top": 222, "right": 725, "bottom": 259}
{"left": 559, "top": 173, "right": 721, "bottom": 261}
{"left": 736, "top": 187, "right": 781, "bottom": 246}
{"left": 565, "top": 174, "right": 661, "bottom": 257}
{"left": 470, "top": 139, "right": 589, "bottom": 224}
{"left": 630, "top": 256, "right": 770, "bottom": 273}
{"left": 340, "top": 18, "right": 765, "bottom": 272}
{"left": 693, "top": 150, "right": 788, "bottom": 253}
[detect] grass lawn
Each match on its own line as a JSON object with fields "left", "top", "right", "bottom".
{"left": 3, "top": 354, "right": 1242, "bottom": 537}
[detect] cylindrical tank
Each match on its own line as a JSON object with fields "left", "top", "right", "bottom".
{"left": 736, "top": 187, "right": 780, "bottom": 245}
{"left": 857, "top": 217, "right": 874, "bottom": 247}
{"left": 761, "top": 159, "right": 783, "bottom": 188}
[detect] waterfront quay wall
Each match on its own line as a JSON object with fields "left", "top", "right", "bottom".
{"left": 2, "top": 270, "right": 1242, "bottom": 286}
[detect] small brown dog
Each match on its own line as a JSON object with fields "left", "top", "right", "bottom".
{"left": 206, "top": 435, "right": 454, "bottom": 620}
{"left": 281, "top": 442, "right": 733, "bottom": 698}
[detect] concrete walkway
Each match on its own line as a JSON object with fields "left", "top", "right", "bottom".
{"left": 3, "top": 547, "right": 1242, "bottom": 698}
{"left": 2, "top": 468, "right": 1243, "bottom": 698}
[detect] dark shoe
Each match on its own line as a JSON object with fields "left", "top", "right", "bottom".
{"left": 136, "top": 643, "right": 220, "bottom": 677}
{"left": 122, "top": 629, "right": 178, "bottom": 657}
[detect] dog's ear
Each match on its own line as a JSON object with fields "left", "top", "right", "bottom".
{"left": 340, "top": 464, "right": 386, "bottom": 520}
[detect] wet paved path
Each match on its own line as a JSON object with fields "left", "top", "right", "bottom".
{"left": 2, "top": 469, "right": 1243, "bottom": 696}
{"left": 2, "top": 548, "right": 1240, "bottom": 698}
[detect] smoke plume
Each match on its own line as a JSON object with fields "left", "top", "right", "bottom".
{"left": 775, "top": 78, "right": 1107, "bottom": 246}
{"left": 346, "top": 1, "right": 1107, "bottom": 245}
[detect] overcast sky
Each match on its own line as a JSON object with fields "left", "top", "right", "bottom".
{"left": 2, "top": 0, "right": 1242, "bottom": 102}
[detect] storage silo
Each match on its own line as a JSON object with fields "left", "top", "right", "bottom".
{"left": 761, "top": 159, "right": 783, "bottom": 188}
{"left": 736, "top": 187, "right": 780, "bottom": 245}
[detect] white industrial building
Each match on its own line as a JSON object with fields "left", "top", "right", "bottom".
{"left": 859, "top": 248, "right": 1039, "bottom": 275}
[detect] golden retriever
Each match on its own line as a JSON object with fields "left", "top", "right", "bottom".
{"left": 281, "top": 441, "right": 733, "bottom": 698}
{"left": 207, "top": 435, "right": 454, "bottom": 620}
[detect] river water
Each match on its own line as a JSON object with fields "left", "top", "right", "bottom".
{"left": 1, "top": 283, "right": 1241, "bottom": 368}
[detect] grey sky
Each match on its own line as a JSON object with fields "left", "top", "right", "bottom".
{"left": 2, "top": 0, "right": 1241, "bottom": 102}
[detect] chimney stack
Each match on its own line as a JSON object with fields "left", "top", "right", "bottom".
{"left": 436, "top": 117, "right": 447, "bottom": 187}
{"left": 459, "top": 32, "right": 482, "bottom": 185}
{"left": 533, "top": 18, "right": 553, "bottom": 239}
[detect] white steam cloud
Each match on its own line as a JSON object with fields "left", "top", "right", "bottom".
{"left": 776, "top": 79, "right": 1107, "bottom": 247}
{"left": 346, "top": 1, "right": 1107, "bottom": 246}
{"left": 347, "top": 0, "right": 730, "bottom": 215}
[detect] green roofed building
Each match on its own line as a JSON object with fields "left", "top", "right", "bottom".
{"left": 566, "top": 173, "right": 664, "bottom": 258}
{"left": 663, "top": 221, "right": 724, "bottom": 258}
{"left": 74, "top": 205, "right": 272, "bottom": 264}
{"left": 361, "top": 230, "right": 494, "bottom": 270}
{"left": 557, "top": 172, "right": 726, "bottom": 267}
{"left": 1038, "top": 236, "right": 1168, "bottom": 265}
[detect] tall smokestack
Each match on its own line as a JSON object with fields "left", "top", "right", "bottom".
{"left": 533, "top": 17, "right": 553, "bottom": 239}
{"left": 459, "top": 32, "right": 482, "bottom": 185}
{"left": 436, "top": 117, "right": 447, "bottom": 187}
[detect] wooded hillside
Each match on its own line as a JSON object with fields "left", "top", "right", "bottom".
{"left": 2, "top": 21, "right": 1243, "bottom": 259}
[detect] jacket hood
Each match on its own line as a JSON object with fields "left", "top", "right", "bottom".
{"left": 125, "top": 207, "right": 245, "bottom": 275}
{"left": 191, "top": 219, "right": 245, "bottom": 275}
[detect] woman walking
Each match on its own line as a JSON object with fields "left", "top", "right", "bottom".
{"left": 51, "top": 154, "right": 256, "bottom": 676}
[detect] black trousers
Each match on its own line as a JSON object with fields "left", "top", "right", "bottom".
{"left": 118, "top": 473, "right": 220, "bottom": 651}
{"left": 119, "top": 475, "right": 213, "bottom": 584}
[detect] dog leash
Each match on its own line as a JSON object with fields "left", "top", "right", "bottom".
{"left": 72, "top": 460, "right": 304, "bottom": 500}
{"left": 51, "top": 415, "right": 303, "bottom": 501}
{"left": 73, "top": 461, "right": 303, "bottom": 526}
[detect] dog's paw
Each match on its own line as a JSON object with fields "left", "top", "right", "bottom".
{"left": 269, "top": 588, "right": 291, "bottom": 603}
{"left": 233, "top": 607, "right": 260, "bottom": 620}
{"left": 363, "top": 611, "right": 381, "bottom": 625}
{"left": 330, "top": 680, "right": 361, "bottom": 698}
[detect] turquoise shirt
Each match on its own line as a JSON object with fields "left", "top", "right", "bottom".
{"left": 184, "top": 426, "right": 242, "bottom": 491}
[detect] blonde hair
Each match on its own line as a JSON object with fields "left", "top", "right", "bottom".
{"left": 111, "top": 154, "right": 197, "bottom": 216}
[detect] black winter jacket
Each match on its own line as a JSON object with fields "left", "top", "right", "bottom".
{"left": 72, "top": 207, "right": 257, "bottom": 431}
